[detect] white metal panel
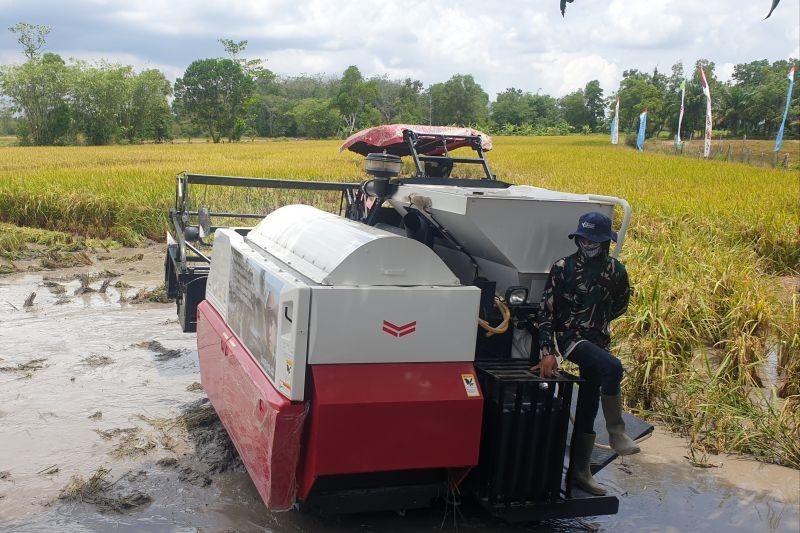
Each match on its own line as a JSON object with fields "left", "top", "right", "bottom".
{"left": 205, "top": 229, "right": 237, "bottom": 320}
{"left": 246, "top": 205, "right": 460, "bottom": 286}
{"left": 433, "top": 198, "right": 612, "bottom": 272}
{"left": 391, "top": 184, "right": 614, "bottom": 301}
{"left": 396, "top": 184, "right": 612, "bottom": 203}
{"left": 307, "top": 285, "right": 480, "bottom": 364}
{"left": 208, "top": 230, "right": 311, "bottom": 401}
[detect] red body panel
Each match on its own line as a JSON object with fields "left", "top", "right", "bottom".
{"left": 197, "top": 301, "right": 306, "bottom": 511}
{"left": 298, "top": 362, "right": 483, "bottom": 500}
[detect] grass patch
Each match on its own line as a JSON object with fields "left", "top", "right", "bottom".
{"left": 129, "top": 284, "right": 170, "bottom": 304}
{"left": 0, "top": 358, "right": 48, "bottom": 376}
{"left": 58, "top": 467, "right": 152, "bottom": 513}
{"left": 0, "top": 222, "right": 121, "bottom": 263}
{"left": 81, "top": 354, "right": 114, "bottom": 367}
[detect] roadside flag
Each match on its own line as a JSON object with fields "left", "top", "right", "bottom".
{"left": 676, "top": 80, "right": 686, "bottom": 144}
{"left": 775, "top": 65, "right": 796, "bottom": 153}
{"left": 699, "top": 65, "right": 713, "bottom": 159}
{"left": 611, "top": 96, "right": 620, "bottom": 145}
{"left": 636, "top": 109, "right": 647, "bottom": 151}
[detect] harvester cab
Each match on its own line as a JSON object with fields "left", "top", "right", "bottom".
{"left": 164, "top": 125, "right": 652, "bottom": 522}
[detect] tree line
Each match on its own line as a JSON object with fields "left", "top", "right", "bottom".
{"left": 0, "top": 23, "right": 797, "bottom": 145}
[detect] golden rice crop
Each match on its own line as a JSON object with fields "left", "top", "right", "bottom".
{"left": 0, "top": 135, "right": 798, "bottom": 467}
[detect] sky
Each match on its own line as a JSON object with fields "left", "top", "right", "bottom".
{"left": 0, "top": 0, "right": 798, "bottom": 99}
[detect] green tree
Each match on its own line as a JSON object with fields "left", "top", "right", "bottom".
{"left": 281, "top": 74, "right": 338, "bottom": 100}
{"left": 559, "top": 89, "right": 589, "bottom": 131}
{"left": 0, "top": 52, "right": 71, "bottom": 145}
{"left": 584, "top": 80, "right": 604, "bottom": 131}
{"left": 371, "top": 76, "right": 405, "bottom": 123}
{"left": 121, "top": 69, "right": 172, "bottom": 142}
{"left": 727, "top": 59, "right": 798, "bottom": 137}
{"left": 0, "top": 104, "right": 18, "bottom": 135}
{"left": 393, "top": 78, "right": 426, "bottom": 123}
{"left": 718, "top": 84, "right": 751, "bottom": 136}
{"left": 429, "top": 74, "right": 489, "bottom": 126}
{"left": 617, "top": 69, "right": 664, "bottom": 136}
{"left": 219, "top": 38, "right": 265, "bottom": 77}
{"left": 173, "top": 58, "right": 254, "bottom": 142}
{"left": 70, "top": 62, "right": 133, "bottom": 145}
{"left": 491, "top": 88, "right": 530, "bottom": 126}
{"left": 490, "top": 89, "right": 565, "bottom": 133}
{"left": 246, "top": 69, "right": 295, "bottom": 137}
{"left": 8, "top": 22, "right": 50, "bottom": 60}
{"left": 527, "top": 94, "right": 563, "bottom": 127}
{"left": 292, "top": 98, "right": 340, "bottom": 138}
{"left": 334, "top": 65, "right": 378, "bottom": 134}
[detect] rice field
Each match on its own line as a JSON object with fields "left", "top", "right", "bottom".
{"left": 0, "top": 135, "right": 798, "bottom": 467}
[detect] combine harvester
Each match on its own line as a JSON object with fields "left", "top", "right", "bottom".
{"left": 165, "top": 125, "right": 651, "bottom": 522}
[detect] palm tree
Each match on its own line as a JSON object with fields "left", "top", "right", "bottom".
{"left": 719, "top": 86, "right": 752, "bottom": 137}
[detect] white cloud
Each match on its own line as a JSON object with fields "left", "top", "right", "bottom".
{"left": 262, "top": 49, "right": 337, "bottom": 76}
{"left": 718, "top": 62, "right": 735, "bottom": 82}
{"left": 560, "top": 55, "right": 621, "bottom": 95}
{"left": 63, "top": 50, "right": 183, "bottom": 79}
{"left": 370, "top": 57, "right": 421, "bottom": 81}
{"left": 591, "top": 0, "right": 683, "bottom": 48}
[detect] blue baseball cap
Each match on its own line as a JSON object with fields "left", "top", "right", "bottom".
{"left": 568, "top": 212, "right": 617, "bottom": 242}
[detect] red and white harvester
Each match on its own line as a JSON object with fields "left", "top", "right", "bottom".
{"left": 165, "top": 125, "right": 651, "bottom": 521}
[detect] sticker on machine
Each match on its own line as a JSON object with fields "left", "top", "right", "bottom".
{"left": 461, "top": 374, "right": 480, "bottom": 397}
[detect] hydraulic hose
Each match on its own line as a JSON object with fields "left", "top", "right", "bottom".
{"left": 478, "top": 297, "right": 511, "bottom": 337}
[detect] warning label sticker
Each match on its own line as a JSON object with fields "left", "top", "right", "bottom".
{"left": 461, "top": 374, "right": 480, "bottom": 397}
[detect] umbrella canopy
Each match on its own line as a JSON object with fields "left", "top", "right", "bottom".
{"left": 340, "top": 124, "right": 493, "bottom": 156}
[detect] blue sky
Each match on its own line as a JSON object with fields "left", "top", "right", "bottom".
{"left": 1, "top": 0, "right": 798, "bottom": 98}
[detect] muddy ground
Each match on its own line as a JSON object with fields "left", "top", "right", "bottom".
{"left": 0, "top": 244, "right": 798, "bottom": 532}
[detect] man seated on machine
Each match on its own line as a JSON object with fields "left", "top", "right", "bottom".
{"left": 534, "top": 211, "right": 640, "bottom": 495}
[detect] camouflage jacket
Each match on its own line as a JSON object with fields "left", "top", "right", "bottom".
{"left": 538, "top": 250, "right": 630, "bottom": 358}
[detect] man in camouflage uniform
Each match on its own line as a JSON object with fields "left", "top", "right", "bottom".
{"left": 535, "top": 211, "right": 640, "bottom": 496}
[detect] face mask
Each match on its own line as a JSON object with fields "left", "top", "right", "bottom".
{"left": 579, "top": 240, "right": 602, "bottom": 258}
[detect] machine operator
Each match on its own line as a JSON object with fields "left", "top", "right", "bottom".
{"left": 534, "top": 211, "right": 640, "bottom": 495}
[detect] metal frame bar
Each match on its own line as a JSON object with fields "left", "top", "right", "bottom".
{"left": 402, "top": 130, "right": 495, "bottom": 180}
{"left": 587, "top": 194, "right": 632, "bottom": 258}
{"left": 181, "top": 173, "right": 360, "bottom": 191}
{"left": 171, "top": 172, "right": 362, "bottom": 273}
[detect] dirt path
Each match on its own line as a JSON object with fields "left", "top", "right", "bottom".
{"left": 0, "top": 246, "right": 798, "bottom": 532}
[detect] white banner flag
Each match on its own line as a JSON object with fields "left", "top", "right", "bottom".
{"left": 699, "top": 66, "right": 713, "bottom": 159}
{"left": 676, "top": 80, "right": 686, "bottom": 144}
{"left": 611, "top": 96, "right": 620, "bottom": 145}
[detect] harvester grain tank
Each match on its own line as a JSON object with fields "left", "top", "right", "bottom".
{"left": 165, "top": 125, "right": 651, "bottom": 521}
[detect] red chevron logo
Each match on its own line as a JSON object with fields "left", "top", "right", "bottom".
{"left": 382, "top": 320, "right": 416, "bottom": 338}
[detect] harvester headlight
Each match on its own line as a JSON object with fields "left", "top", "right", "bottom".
{"left": 505, "top": 286, "right": 528, "bottom": 306}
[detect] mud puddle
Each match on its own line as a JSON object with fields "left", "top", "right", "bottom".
{"left": 0, "top": 250, "right": 798, "bottom": 532}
